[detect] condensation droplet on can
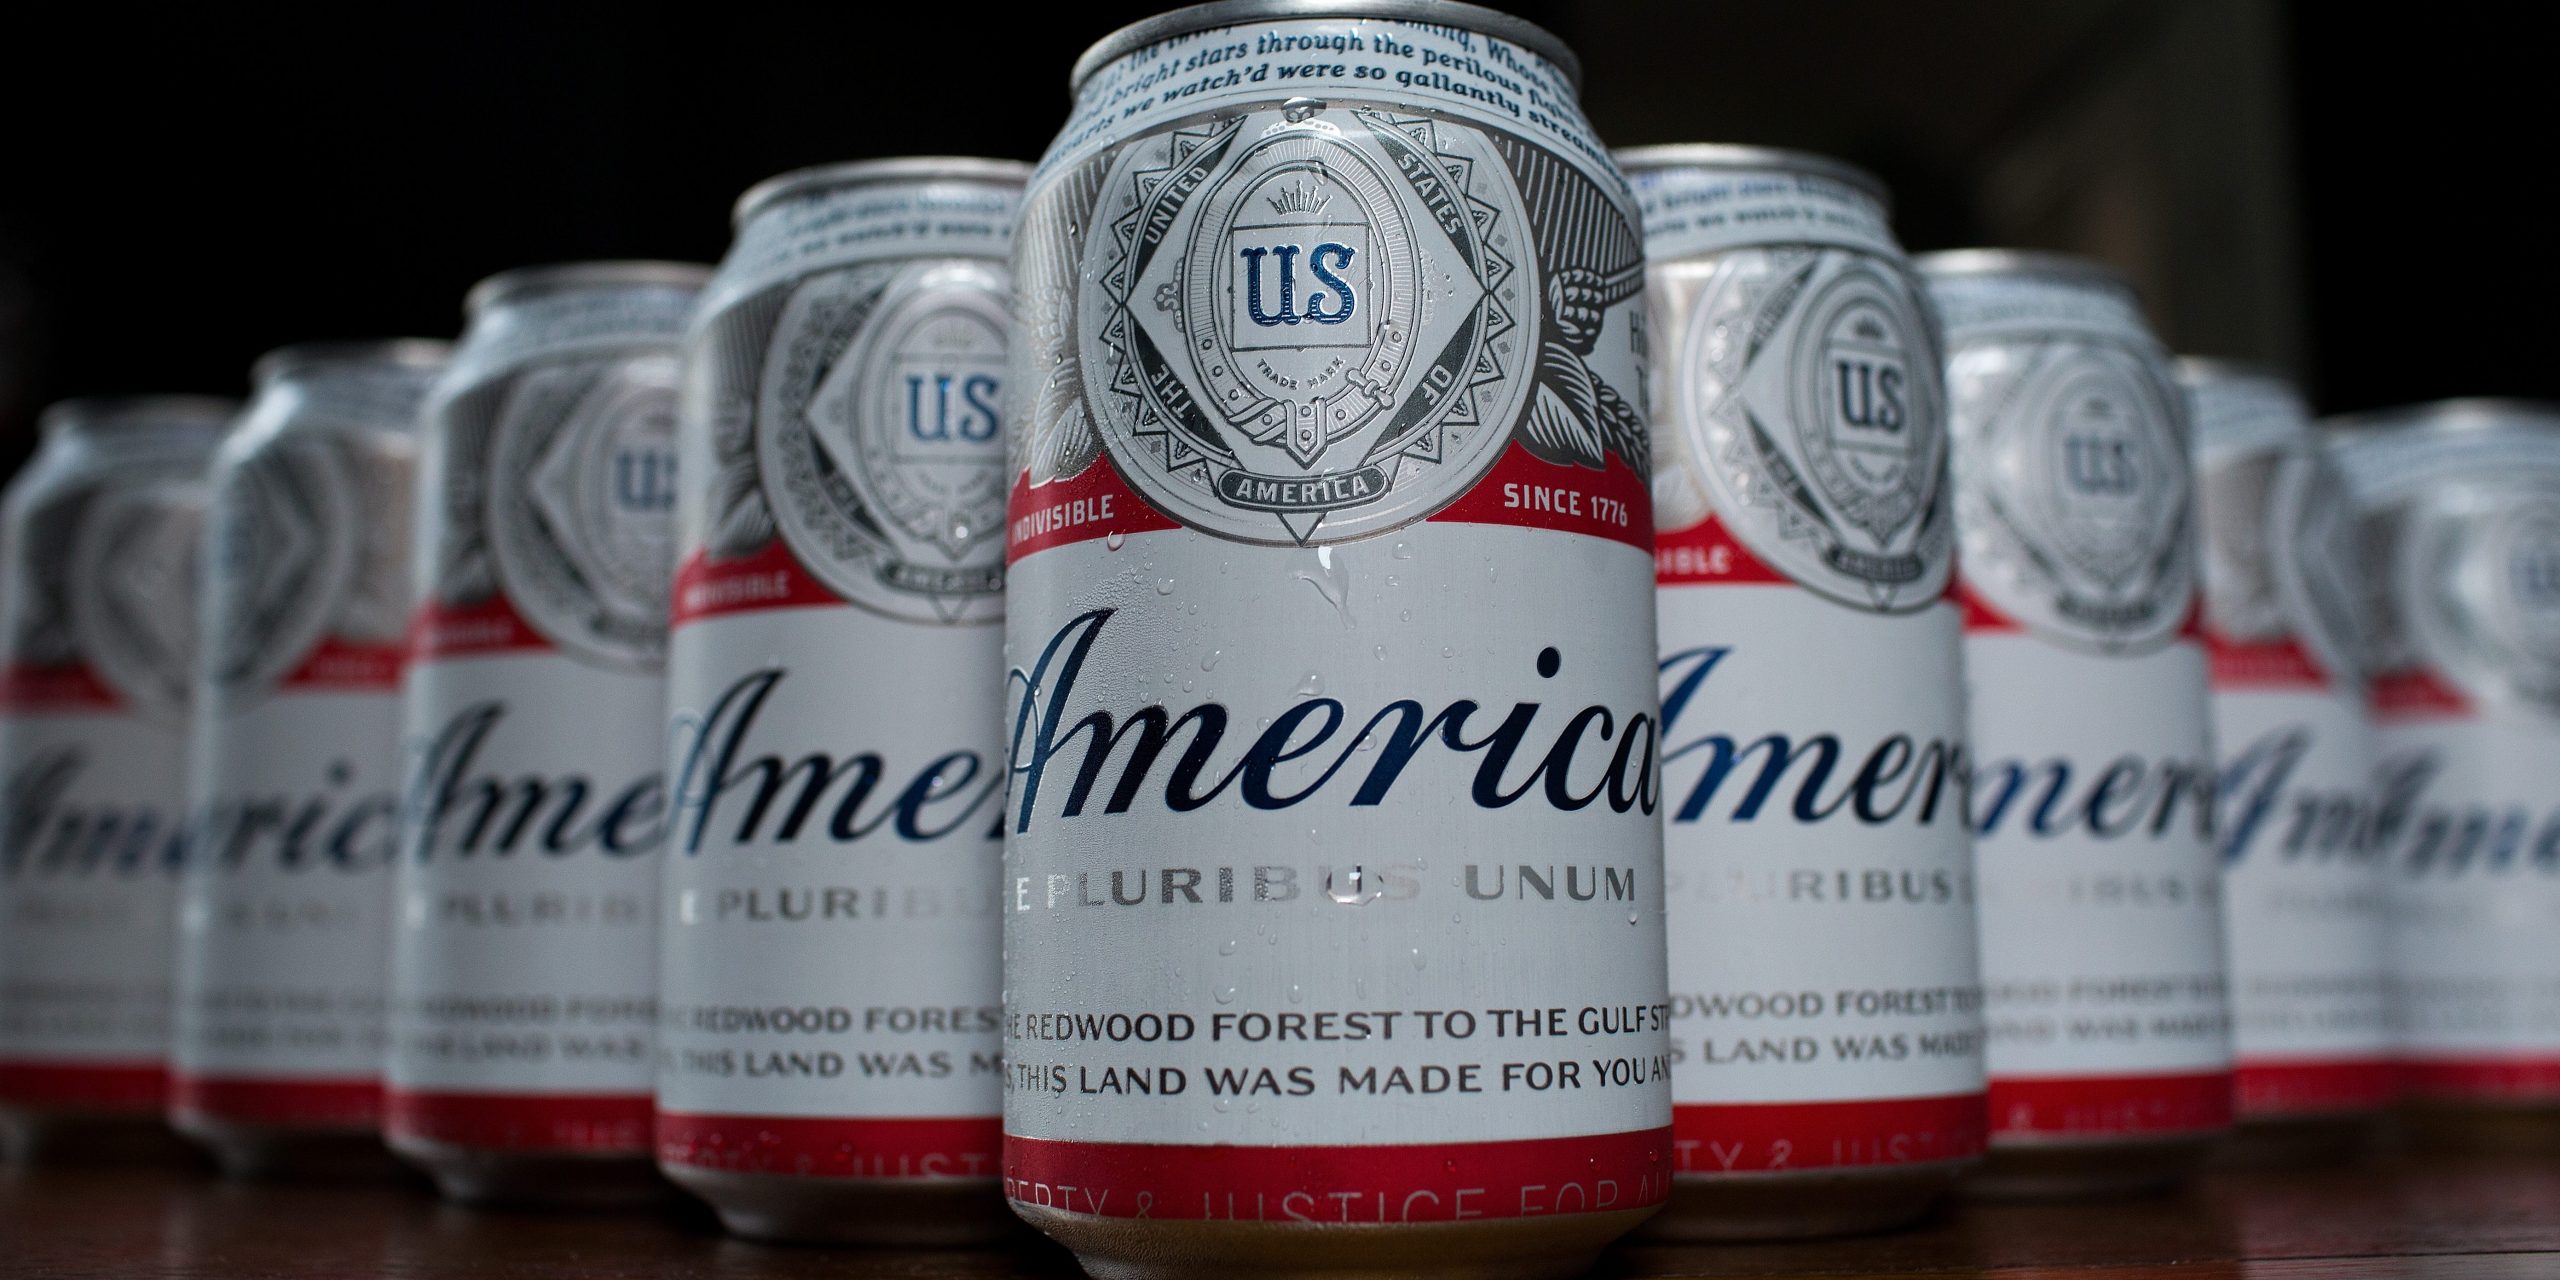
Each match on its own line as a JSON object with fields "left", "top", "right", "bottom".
{"left": 1105, "top": 531, "right": 1126, "bottom": 551}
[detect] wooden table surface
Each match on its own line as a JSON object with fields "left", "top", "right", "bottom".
{"left": 4, "top": 1147, "right": 2556, "bottom": 1278}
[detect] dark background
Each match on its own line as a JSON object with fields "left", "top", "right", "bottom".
{"left": 0, "top": 1, "right": 2543, "bottom": 474}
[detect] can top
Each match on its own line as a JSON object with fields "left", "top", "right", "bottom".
{"left": 2172, "top": 354, "right": 2283, "bottom": 387}
{"left": 1070, "top": 0, "right": 1581, "bottom": 97}
{"left": 463, "top": 260, "right": 714, "bottom": 321}
{"left": 252, "top": 338, "right": 454, "bottom": 388}
{"left": 1614, "top": 143, "right": 1890, "bottom": 207}
{"left": 732, "top": 156, "right": 1033, "bottom": 230}
{"left": 37, "top": 395, "right": 239, "bottom": 440}
{"left": 2324, "top": 397, "right": 2560, "bottom": 440}
{"left": 1912, "top": 247, "right": 2131, "bottom": 291}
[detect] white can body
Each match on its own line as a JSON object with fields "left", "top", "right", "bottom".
{"left": 2187, "top": 369, "right": 2392, "bottom": 1121}
{"left": 655, "top": 165, "right": 1020, "bottom": 1187}
{"left": 387, "top": 274, "right": 698, "bottom": 1159}
{"left": 1632, "top": 157, "right": 1986, "bottom": 1182}
{"left": 0, "top": 408, "right": 224, "bottom": 1121}
{"left": 1007, "top": 12, "right": 1671, "bottom": 1234}
{"left": 1927, "top": 261, "right": 2234, "bottom": 1147}
{"left": 2336, "top": 417, "right": 2560, "bottom": 1107}
{"left": 174, "top": 354, "right": 436, "bottom": 1136}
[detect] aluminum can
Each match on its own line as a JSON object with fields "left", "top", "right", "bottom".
{"left": 1005, "top": 3, "right": 1671, "bottom": 1276}
{"left": 2181, "top": 359, "right": 2391, "bottom": 1160}
{"left": 1919, "top": 251, "right": 2232, "bottom": 1196}
{"left": 170, "top": 341, "right": 447, "bottom": 1178}
{"left": 0, "top": 395, "right": 231, "bottom": 1163}
{"left": 656, "top": 158, "right": 1025, "bottom": 1242}
{"left": 2329, "top": 400, "right": 2560, "bottom": 1147}
{"left": 388, "top": 261, "right": 707, "bottom": 1205}
{"left": 1619, "top": 145, "right": 1984, "bottom": 1239}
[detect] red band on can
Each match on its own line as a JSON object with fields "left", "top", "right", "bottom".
{"left": 1652, "top": 515, "right": 1788, "bottom": 587}
{"left": 669, "top": 542, "right": 842, "bottom": 627}
{"left": 2398, "top": 1057, "right": 2560, "bottom": 1104}
{"left": 1669, "top": 1094, "right": 1986, "bottom": 1174}
{"left": 278, "top": 639, "right": 406, "bottom": 692}
{"left": 0, "top": 662, "right": 122, "bottom": 712}
{"left": 170, "top": 1075, "right": 381, "bottom": 1129}
{"left": 2368, "top": 668, "right": 2473, "bottom": 720}
{"left": 404, "top": 596, "right": 551, "bottom": 661}
{"left": 0, "top": 1060, "right": 166, "bottom": 1112}
{"left": 2205, "top": 633, "right": 2332, "bottom": 690}
{"left": 1988, "top": 1071, "right": 2233, "bottom": 1138}
{"left": 656, "top": 1113, "right": 1001, "bottom": 1179}
{"left": 1426, "top": 445, "right": 1652, "bottom": 551}
{"left": 383, "top": 1089, "right": 653, "bottom": 1153}
{"left": 2231, "top": 1059, "right": 2398, "bottom": 1117}
{"left": 1002, "top": 1128, "right": 1672, "bottom": 1223}
{"left": 1006, "top": 457, "right": 1180, "bottom": 564}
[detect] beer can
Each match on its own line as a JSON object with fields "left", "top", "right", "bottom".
{"left": 0, "top": 395, "right": 232, "bottom": 1164}
{"left": 656, "top": 158, "right": 1026, "bottom": 1243}
{"left": 2180, "top": 359, "right": 2393, "bottom": 1161}
{"left": 1619, "top": 145, "right": 1985, "bottom": 1239}
{"left": 2328, "top": 400, "right": 2560, "bottom": 1150}
{"left": 170, "top": 341, "right": 448, "bottom": 1179}
{"left": 1918, "top": 250, "right": 2233, "bottom": 1196}
{"left": 1005, "top": 5, "right": 1670, "bottom": 1276}
{"left": 388, "top": 261, "right": 707, "bottom": 1205}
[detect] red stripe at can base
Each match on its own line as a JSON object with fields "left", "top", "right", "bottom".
{"left": 169, "top": 1076, "right": 381, "bottom": 1129}
{"left": 0, "top": 1061, "right": 166, "bottom": 1113}
{"left": 2232, "top": 1060, "right": 2398, "bottom": 1118}
{"left": 1989, "top": 1072, "right": 2234, "bottom": 1138}
{"left": 1669, "top": 1094, "right": 1986, "bottom": 1174}
{"left": 1002, "top": 1128, "right": 1672, "bottom": 1223}
{"left": 2399, "top": 1058, "right": 2560, "bottom": 1104}
{"left": 384, "top": 1090, "right": 653, "bottom": 1152}
{"left": 656, "top": 1113, "right": 1001, "bottom": 1179}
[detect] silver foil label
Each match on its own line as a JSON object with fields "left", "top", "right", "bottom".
{"left": 1950, "top": 338, "right": 2195, "bottom": 653}
{"left": 479, "top": 354, "right": 682, "bottom": 669}
{"left": 2400, "top": 486, "right": 2560, "bottom": 719}
{"left": 743, "top": 261, "right": 1010, "bottom": 623}
{"left": 68, "top": 481, "right": 206, "bottom": 722}
{"left": 1666, "top": 246, "right": 1949, "bottom": 610}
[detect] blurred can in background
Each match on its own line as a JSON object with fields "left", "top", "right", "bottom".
{"left": 1005, "top": 2, "right": 1670, "bottom": 1275}
{"left": 1622, "top": 144, "right": 1984, "bottom": 1239}
{"left": 656, "top": 158, "right": 1024, "bottom": 1242}
{"left": 387, "top": 262, "right": 706, "bottom": 1204}
{"left": 2182, "top": 359, "right": 2392, "bottom": 1161}
{"left": 170, "top": 341, "right": 446, "bottom": 1178}
{"left": 1920, "top": 251, "right": 2232, "bottom": 1196}
{"left": 2331, "top": 400, "right": 2560, "bottom": 1150}
{"left": 0, "top": 395, "right": 231, "bottom": 1163}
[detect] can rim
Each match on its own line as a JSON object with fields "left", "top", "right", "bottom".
{"left": 1613, "top": 143, "right": 1891, "bottom": 208}
{"left": 2171, "top": 355, "right": 2286, "bottom": 387}
{"left": 1069, "top": 0, "right": 1582, "bottom": 98}
{"left": 253, "top": 339, "right": 455, "bottom": 388}
{"left": 2323, "top": 397, "right": 2560, "bottom": 439}
{"left": 464, "top": 260, "right": 715, "bottom": 320}
{"left": 1912, "top": 247, "right": 2130, "bottom": 290}
{"left": 732, "top": 156, "right": 1034, "bottom": 230}
{"left": 37, "top": 395, "right": 241, "bottom": 438}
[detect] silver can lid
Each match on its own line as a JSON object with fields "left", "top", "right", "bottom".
{"left": 1614, "top": 143, "right": 1891, "bottom": 208}
{"left": 464, "top": 260, "right": 715, "bottom": 321}
{"left": 1912, "top": 248, "right": 2132, "bottom": 291}
{"left": 37, "top": 395, "right": 240, "bottom": 440}
{"left": 252, "top": 338, "right": 454, "bottom": 388}
{"left": 1070, "top": 0, "right": 1582, "bottom": 97}
{"left": 2324, "top": 397, "right": 2560, "bottom": 440}
{"left": 732, "top": 156, "right": 1033, "bottom": 230}
{"left": 2172, "top": 355, "right": 2284, "bottom": 387}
